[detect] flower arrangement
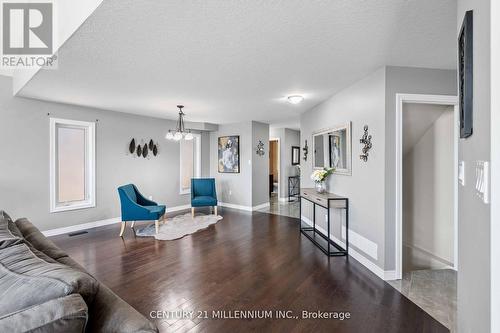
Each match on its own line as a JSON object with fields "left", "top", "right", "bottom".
{"left": 310, "top": 167, "right": 334, "bottom": 183}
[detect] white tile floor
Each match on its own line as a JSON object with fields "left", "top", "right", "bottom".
{"left": 388, "top": 269, "right": 457, "bottom": 331}
{"left": 258, "top": 193, "right": 299, "bottom": 218}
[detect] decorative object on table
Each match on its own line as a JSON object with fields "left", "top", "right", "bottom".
{"left": 117, "top": 184, "right": 166, "bottom": 237}
{"left": 136, "top": 144, "right": 142, "bottom": 157}
{"left": 148, "top": 139, "right": 154, "bottom": 151}
{"left": 458, "top": 10, "right": 473, "bottom": 138}
{"left": 303, "top": 140, "right": 309, "bottom": 161}
{"left": 313, "top": 122, "right": 352, "bottom": 175}
{"left": 291, "top": 146, "right": 300, "bottom": 165}
{"left": 256, "top": 140, "right": 265, "bottom": 156}
{"left": 135, "top": 213, "right": 223, "bottom": 240}
{"left": 129, "top": 138, "right": 136, "bottom": 154}
{"left": 218, "top": 135, "right": 240, "bottom": 173}
{"left": 153, "top": 144, "right": 158, "bottom": 156}
{"left": 191, "top": 178, "right": 218, "bottom": 217}
{"left": 142, "top": 143, "right": 148, "bottom": 158}
{"left": 310, "top": 167, "right": 334, "bottom": 193}
{"left": 359, "top": 125, "right": 372, "bottom": 162}
{"left": 165, "top": 105, "right": 194, "bottom": 141}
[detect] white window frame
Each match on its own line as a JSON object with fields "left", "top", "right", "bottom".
{"left": 49, "top": 118, "right": 96, "bottom": 213}
{"left": 179, "top": 133, "right": 202, "bottom": 195}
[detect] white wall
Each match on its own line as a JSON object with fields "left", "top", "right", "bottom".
{"left": 456, "top": 1, "right": 492, "bottom": 332}
{"left": 403, "top": 106, "right": 454, "bottom": 269}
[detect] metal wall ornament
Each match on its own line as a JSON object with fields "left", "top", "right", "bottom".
{"left": 256, "top": 140, "right": 265, "bottom": 156}
{"left": 128, "top": 138, "right": 159, "bottom": 159}
{"left": 303, "top": 140, "right": 309, "bottom": 161}
{"left": 129, "top": 138, "right": 136, "bottom": 154}
{"left": 359, "top": 125, "right": 372, "bottom": 162}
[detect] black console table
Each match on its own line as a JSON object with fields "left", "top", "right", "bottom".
{"left": 299, "top": 188, "right": 349, "bottom": 257}
{"left": 288, "top": 176, "right": 300, "bottom": 202}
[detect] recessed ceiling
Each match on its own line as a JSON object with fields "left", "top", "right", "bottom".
{"left": 18, "top": 0, "right": 457, "bottom": 125}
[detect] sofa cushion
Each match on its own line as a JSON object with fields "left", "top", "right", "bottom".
{"left": 0, "top": 294, "right": 88, "bottom": 333}
{"left": 0, "top": 243, "right": 98, "bottom": 316}
{"left": 0, "top": 211, "right": 23, "bottom": 250}
{"left": 15, "top": 218, "right": 69, "bottom": 261}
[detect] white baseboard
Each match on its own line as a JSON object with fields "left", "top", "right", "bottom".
{"left": 219, "top": 201, "right": 270, "bottom": 212}
{"left": 301, "top": 215, "right": 393, "bottom": 281}
{"left": 42, "top": 204, "right": 192, "bottom": 237}
{"left": 252, "top": 202, "right": 270, "bottom": 210}
{"left": 42, "top": 217, "right": 120, "bottom": 237}
{"left": 219, "top": 202, "right": 253, "bottom": 211}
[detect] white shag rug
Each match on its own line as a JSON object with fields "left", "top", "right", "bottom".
{"left": 135, "top": 213, "right": 223, "bottom": 240}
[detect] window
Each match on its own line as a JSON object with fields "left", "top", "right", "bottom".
{"left": 50, "top": 118, "right": 95, "bottom": 212}
{"left": 180, "top": 133, "right": 201, "bottom": 194}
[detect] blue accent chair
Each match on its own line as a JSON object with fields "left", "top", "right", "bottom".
{"left": 117, "top": 184, "right": 166, "bottom": 236}
{"left": 191, "top": 178, "right": 218, "bottom": 217}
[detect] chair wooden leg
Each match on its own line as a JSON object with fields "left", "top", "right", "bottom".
{"left": 214, "top": 206, "right": 218, "bottom": 215}
{"left": 191, "top": 207, "right": 195, "bottom": 218}
{"left": 119, "top": 222, "right": 127, "bottom": 237}
{"left": 155, "top": 220, "right": 159, "bottom": 234}
{"left": 130, "top": 221, "right": 135, "bottom": 228}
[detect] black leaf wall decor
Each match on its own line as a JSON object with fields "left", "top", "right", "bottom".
{"left": 129, "top": 138, "right": 136, "bottom": 154}
{"left": 128, "top": 138, "right": 158, "bottom": 158}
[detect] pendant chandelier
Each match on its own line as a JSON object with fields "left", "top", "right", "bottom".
{"left": 165, "top": 105, "right": 193, "bottom": 141}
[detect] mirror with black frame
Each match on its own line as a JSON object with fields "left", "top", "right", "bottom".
{"left": 312, "top": 122, "right": 352, "bottom": 175}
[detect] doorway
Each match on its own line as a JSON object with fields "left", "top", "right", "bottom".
{"left": 269, "top": 138, "right": 280, "bottom": 199}
{"left": 391, "top": 94, "right": 458, "bottom": 330}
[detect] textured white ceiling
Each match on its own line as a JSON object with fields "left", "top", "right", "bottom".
{"left": 403, "top": 103, "right": 453, "bottom": 155}
{"left": 18, "top": 0, "right": 457, "bottom": 125}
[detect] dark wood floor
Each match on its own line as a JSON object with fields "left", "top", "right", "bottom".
{"left": 50, "top": 208, "right": 448, "bottom": 333}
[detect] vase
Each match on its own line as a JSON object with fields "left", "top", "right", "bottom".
{"left": 315, "top": 181, "right": 327, "bottom": 194}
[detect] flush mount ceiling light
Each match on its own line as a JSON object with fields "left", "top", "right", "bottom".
{"left": 165, "top": 105, "right": 194, "bottom": 141}
{"left": 287, "top": 95, "right": 304, "bottom": 104}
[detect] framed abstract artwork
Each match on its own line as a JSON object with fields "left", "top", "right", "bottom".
{"left": 218, "top": 135, "right": 240, "bottom": 173}
{"left": 458, "top": 10, "right": 473, "bottom": 138}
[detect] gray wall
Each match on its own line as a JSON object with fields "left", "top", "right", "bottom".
{"left": 0, "top": 76, "right": 210, "bottom": 231}
{"left": 456, "top": 1, "right": 492, "bottom": 332}
{"left": 269, "top": 128, "right": 300, "bottom": 199}
{"left": 300, "top": 68, "right": 387, "bottom": 268}
{"left": 403, "top": 107, "right": 455, "bottom": 269}
{"left": 384, "top": 66, "right": 457, "bottom": 270}
{"left": 300, "top": 66, "right": 456, "bottom": 272}
{"left": 210, "top": 122, "right": 253, "bottom": 207}
{"left": 209, "top": 121, "right": 269, "bottom": 208}
{"left": 251, "top": 121, "right": 270, "bottom": 207}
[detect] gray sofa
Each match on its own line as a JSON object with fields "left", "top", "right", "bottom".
{"left": 0, "top": 211, "right": 158, "bottom": 333}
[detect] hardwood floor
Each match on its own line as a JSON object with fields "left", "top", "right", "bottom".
{"left": 50, "top": 208, "right": 448, "bottom": 333}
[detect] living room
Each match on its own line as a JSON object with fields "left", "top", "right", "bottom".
{"left": 0, "top": 1, "right": 499, "bottom": 332}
